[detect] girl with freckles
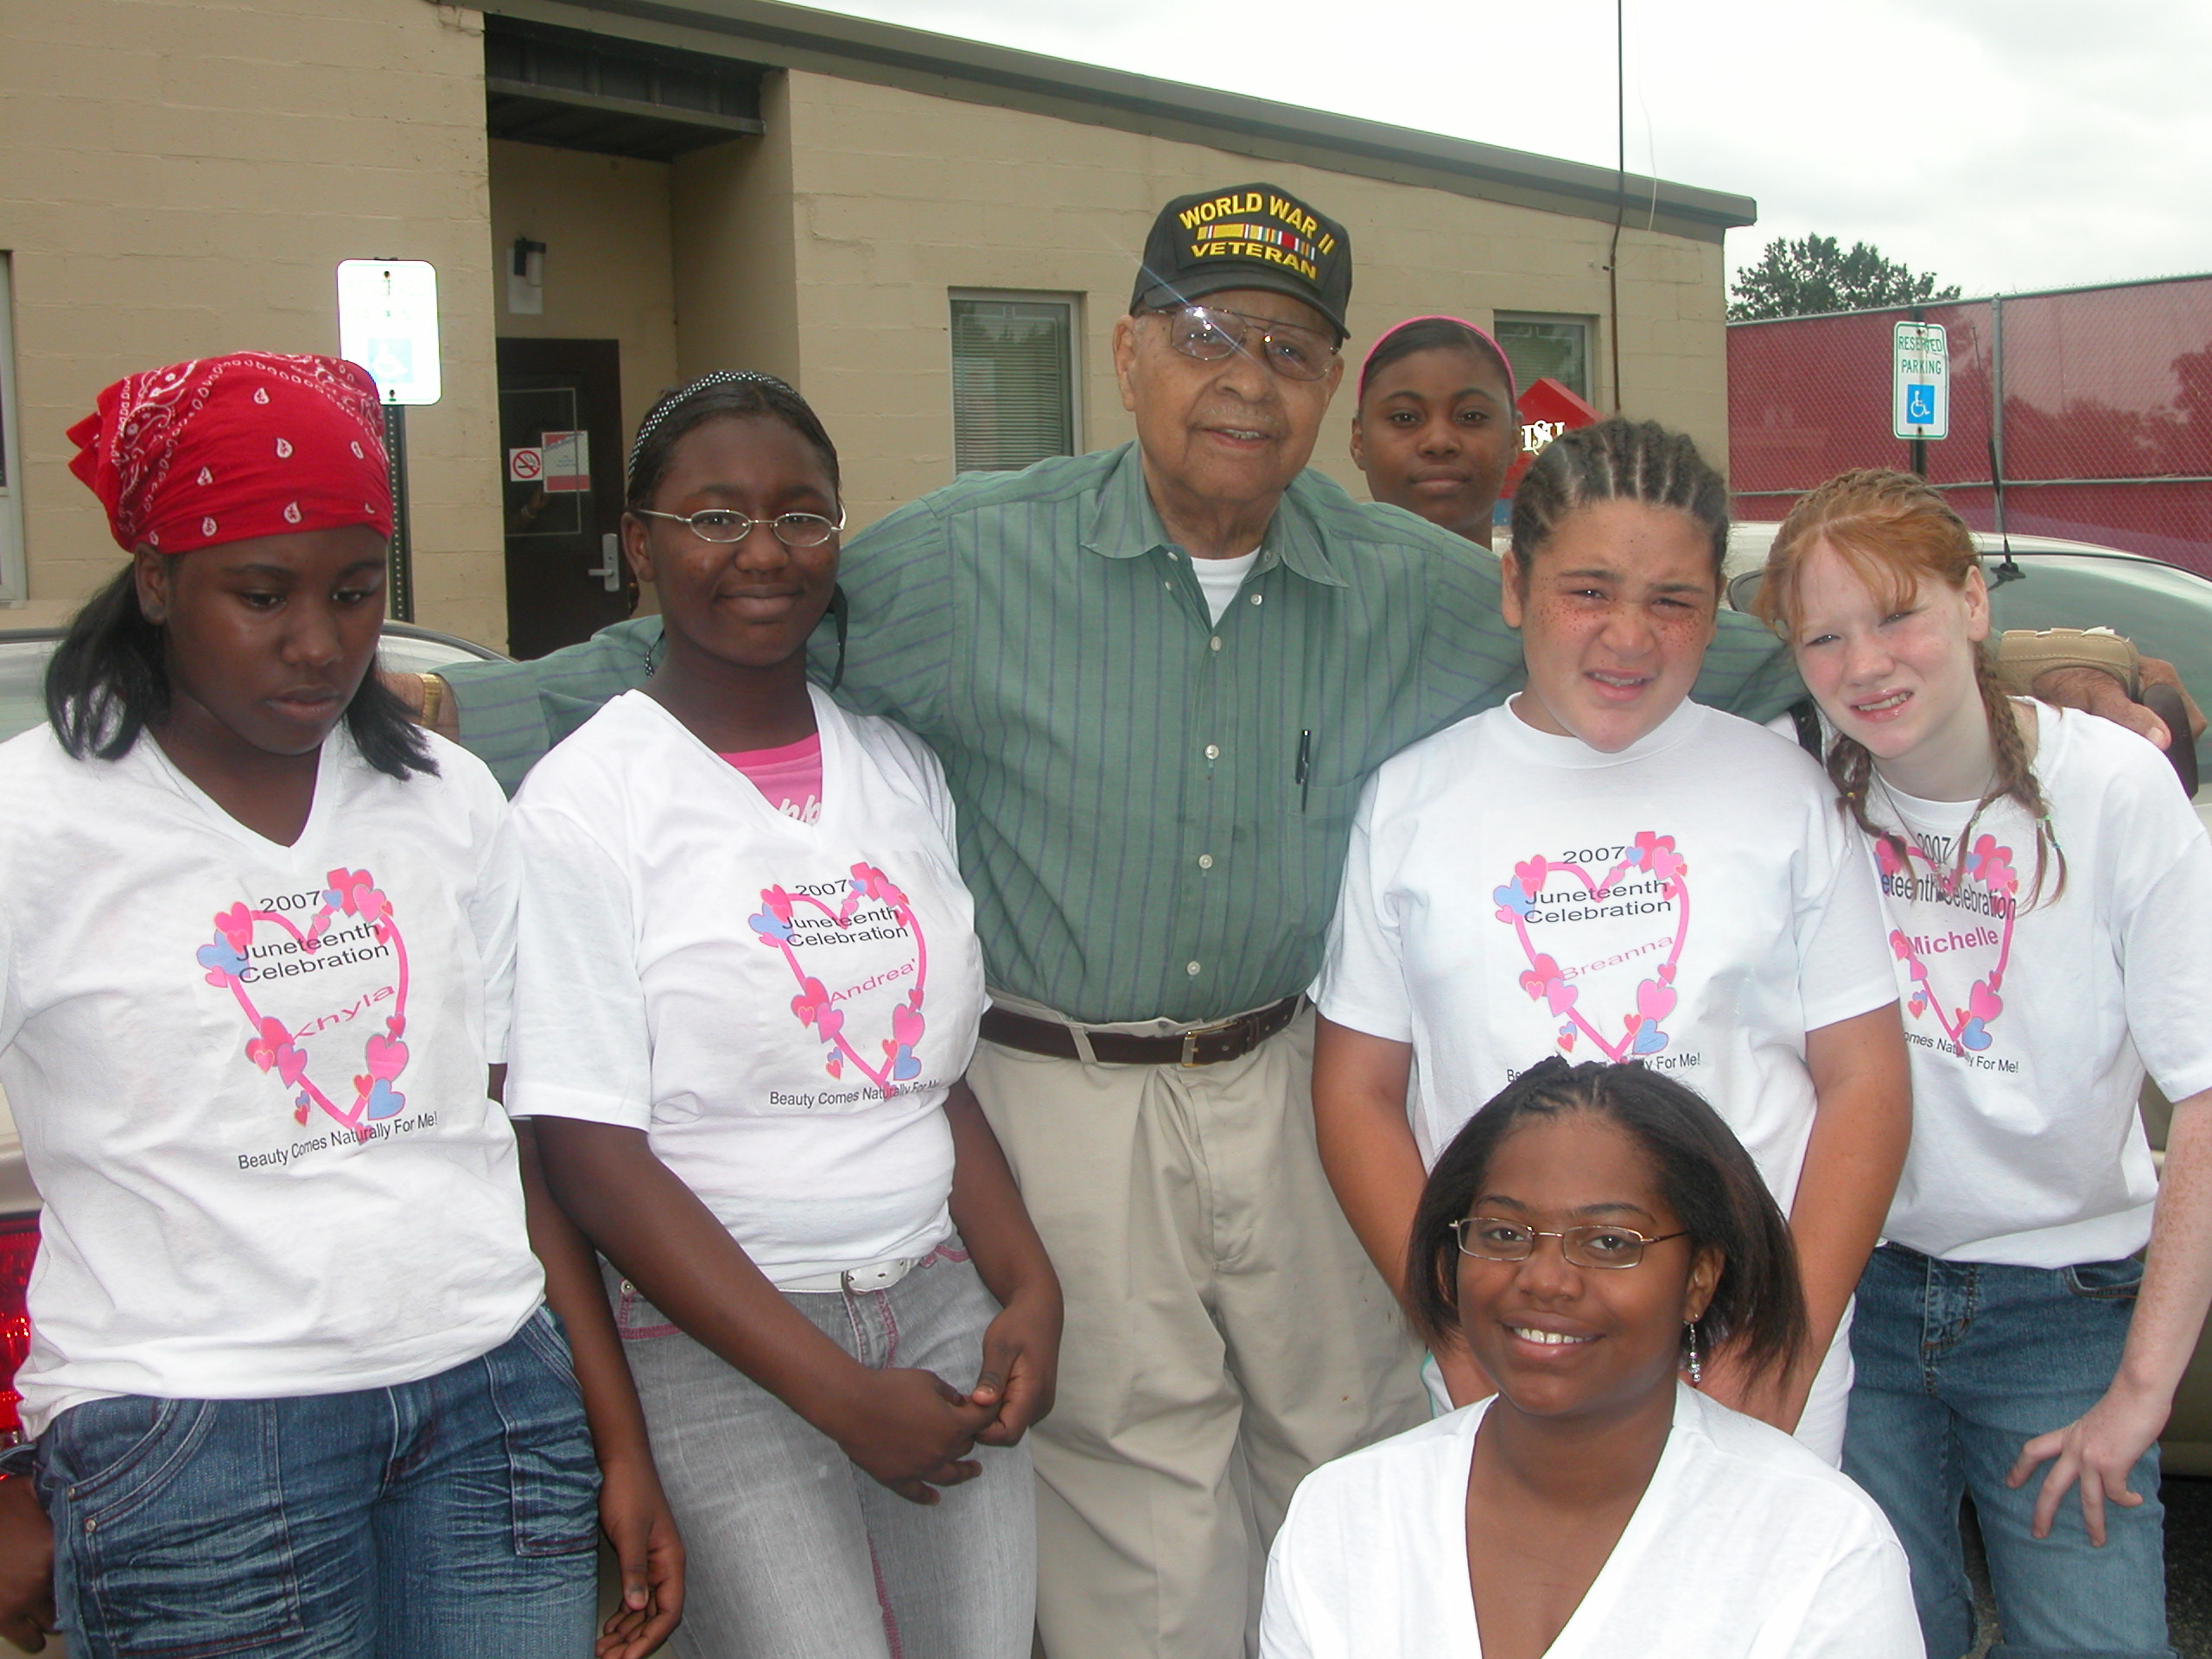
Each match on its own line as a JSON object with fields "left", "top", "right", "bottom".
{"left": 1262, "top": 1060, "right": 1922, "bottom": 1658}
{"left": 1311, "top": 418, "right": 1909, "bottom": 1461}
{"left": 1757, "top": 469, "right": 2212, "bottom": 1659}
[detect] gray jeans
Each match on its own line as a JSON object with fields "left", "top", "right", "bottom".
{"left": 607, "top": 1247, "right": 1035, "bottom": 1659}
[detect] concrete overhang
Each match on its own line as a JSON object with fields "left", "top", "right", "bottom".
{"left": 472, "top": 0, "right": 1758, "bottom": 244}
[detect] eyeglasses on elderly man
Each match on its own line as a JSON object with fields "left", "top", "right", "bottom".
{"left": 1145, "top": 302, "right": 1341, "bottom": 383}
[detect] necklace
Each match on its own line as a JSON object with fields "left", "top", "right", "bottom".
{"left": 1872, "top": 770, "right": 2000, "bottom": 899}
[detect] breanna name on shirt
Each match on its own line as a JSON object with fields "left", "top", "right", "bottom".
{"left": 1495, "top": 832, "right": 1699, "bottom": 1070}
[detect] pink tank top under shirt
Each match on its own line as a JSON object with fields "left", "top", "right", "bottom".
{"left": 718, "top": 732, "right": 823, "bottom": 824}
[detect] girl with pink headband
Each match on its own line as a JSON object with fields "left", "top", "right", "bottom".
{"left": 1349, "top": 317, "right": 1518, "bottom": 545}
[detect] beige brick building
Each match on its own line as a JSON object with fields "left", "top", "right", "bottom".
{"left": 0, "top": 0, "right": 1755, "bottom": 653}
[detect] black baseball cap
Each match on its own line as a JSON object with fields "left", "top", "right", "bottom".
{"left": 1130, "top": 182, "right": 1353, "bottom": 340}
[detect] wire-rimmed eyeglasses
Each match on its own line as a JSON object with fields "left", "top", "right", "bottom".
{"left": 632, "top": 507, "right": 845, "bottom": 548}
{"left": 1450, "top": 1217, "right": 1689, "bottom": 1270}
{"left": 1148, "top": 304, "right": 1341, "bottom": 383}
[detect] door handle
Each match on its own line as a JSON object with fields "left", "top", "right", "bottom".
{"left": 590, "top": 532, "right": 622, "bottom": 593}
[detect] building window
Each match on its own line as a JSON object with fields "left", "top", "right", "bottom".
{"left": 1496, "top": 314, "right": 1593, "bottom": 403}
{"left": 950, "top": 294, "right": 1077, "bottom": 474}
{"left": 0, "top": 255, "right": 22, "bottom": 606}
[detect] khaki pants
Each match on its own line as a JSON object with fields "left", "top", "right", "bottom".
{"left": 969, "top": 1000, "right": 1427, "bottom": 1659}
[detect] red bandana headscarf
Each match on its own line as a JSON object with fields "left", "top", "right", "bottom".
{"left": 67, "top": 353, "right": 393, "bottom": 554}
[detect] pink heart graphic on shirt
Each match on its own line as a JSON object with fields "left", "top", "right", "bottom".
{"left": 1497, "top": 834, "right": 1691, "bottom": 1065}
{"left": 750, "top": 862, "right": 930, "bottom": 1100}
{"left": 1516, "top": 954, "right": 1581, "bottom": 1015}
{"left": 194, "top": 867, "right": 410, "bottom": 1141}
{"left": 1880, "top": 833, "right": 2019, "bottom": 1058}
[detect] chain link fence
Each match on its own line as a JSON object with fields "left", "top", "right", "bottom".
{"left": 1729, "top": 275, "right": 2212, "bottom": 575}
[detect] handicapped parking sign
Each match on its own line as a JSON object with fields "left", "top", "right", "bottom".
{"left": 1892, "top": 321, "right": 1949, "bottom": 440}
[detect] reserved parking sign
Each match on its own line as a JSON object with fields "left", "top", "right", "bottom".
{"left": 1892, "top": 320, "right": 1948, "bottom": 441}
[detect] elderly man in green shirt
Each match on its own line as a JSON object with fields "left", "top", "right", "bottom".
{"left": 414, "top": 184, "right": 2148, "bottom": 1659}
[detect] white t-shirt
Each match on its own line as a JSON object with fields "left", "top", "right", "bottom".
{"left": 1864, "top": 705, "right": 2212, "bottom": 1265}
{"left": 1316, "top": 697, "right": 1897, "bottom": 1198}
{"left": 507, "top": 688, "right": 985, "bottom": 1287}
{"left": 0, "top": 725, "right": 541, "bottom": 1438}
{"left": 1191, "top": 548, "right": 1262, "bottom": 624}
{"left": 1259, "top": 1383, "right": 1923, "bottom": 1659}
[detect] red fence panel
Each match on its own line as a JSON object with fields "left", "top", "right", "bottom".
{"left": 1727, "top": 276, "right": 2212, "bottom": 575}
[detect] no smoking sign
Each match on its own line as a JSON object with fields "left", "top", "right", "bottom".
{"left": 507, "top": 446, "right": 543, "bottom": 482}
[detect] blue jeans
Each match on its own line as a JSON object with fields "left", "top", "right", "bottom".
{"left": 1844, "top": 1243, "right": 2171, "bottom": 1659}
{"left": 610, "top": 1246, "right": 1034, "bottom": 1659}
{"left": 35, "top": 1306, "right": 601, "bottom": 1659}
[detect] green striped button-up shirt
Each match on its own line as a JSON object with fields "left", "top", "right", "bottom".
{"left": 445, "top": 442, "right": 1803, "bottom": 1024}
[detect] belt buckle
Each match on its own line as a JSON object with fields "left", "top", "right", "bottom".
{"left": 1179, "top": 1014, "right": 1242, "bottom": 1068}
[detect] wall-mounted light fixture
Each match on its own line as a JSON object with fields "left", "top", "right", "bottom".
{"left": 507, "top": 237, "right": 546, "bottom": 315}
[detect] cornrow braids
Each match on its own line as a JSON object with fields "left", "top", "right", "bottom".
{"left": 1757, "top": 468, "right": 2065, "bottom": 907}
{"left": 1509, "top": 417, "right": 1731, "bottom": 582}
{"left": 626, "top": 372, "right": 842, "bottom": 512}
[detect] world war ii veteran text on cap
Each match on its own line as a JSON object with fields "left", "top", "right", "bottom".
{"left": 1131, "top": 182, "right": 1353, "bottom": 340}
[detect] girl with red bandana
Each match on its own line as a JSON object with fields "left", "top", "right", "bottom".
{"left": 0, "top": 354, "right": 678, "bottom": 1658}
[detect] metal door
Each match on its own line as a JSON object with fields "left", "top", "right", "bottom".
{"left": 496, "top": 337, "right": 631, "bottom": 658}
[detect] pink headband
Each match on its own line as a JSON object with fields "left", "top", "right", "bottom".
{"left": 1357, "top": 315, "right": 1516, "bottom": 405}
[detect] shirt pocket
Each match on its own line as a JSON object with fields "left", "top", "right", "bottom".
{"left": 1286, "top": 779, "right": 1366, "bottom": 950}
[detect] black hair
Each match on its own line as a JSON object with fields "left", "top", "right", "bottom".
{"left": 1509, "top": 417, "right": 1730, "bottom": 583}
{"left": 625, "top": 372, "right": 842, "bottom": 512}
{"left": 44, "top": 563, "right": 437, "bottom": 779}
{"left": 1406, "top": 1058, "right": 1808, "bottom": 1388}
{"left": 1358, "top": 318, "right": 1515, "bottom": 404}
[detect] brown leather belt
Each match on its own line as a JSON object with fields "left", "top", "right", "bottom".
{"left": 979, "top": 995, "right": 1304, "bottom": 1068}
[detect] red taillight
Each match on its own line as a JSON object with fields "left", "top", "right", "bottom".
{"left": 0, "top": 1218, "right": 39, "bottom": 1438}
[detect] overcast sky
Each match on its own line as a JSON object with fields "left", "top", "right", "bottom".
{"left": 823, "top": 0, "right": 2212, "bottom": 300}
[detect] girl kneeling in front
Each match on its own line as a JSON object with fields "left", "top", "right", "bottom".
{"left": 1262, "top": 1059, "right": 1922, "bottom": 1658}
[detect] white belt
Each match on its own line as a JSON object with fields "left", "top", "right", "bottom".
{"left": 780, "top": 1255, "right": 922, "bottom": 1295}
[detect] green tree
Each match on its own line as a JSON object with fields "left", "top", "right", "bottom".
{"left": 1728, "top": 234, "right": 1962, "bottom": 321}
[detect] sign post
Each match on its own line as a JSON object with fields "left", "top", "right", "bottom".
{"left": 1892, "top": 318, "right": 1948, "bottom": 477}
{"left": 336, "top": 260, "right": 442, "bottom": 621}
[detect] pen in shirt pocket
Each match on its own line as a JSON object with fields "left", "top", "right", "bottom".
{"left": 1296, "top": 728, "right": 1313, "bottom": 812}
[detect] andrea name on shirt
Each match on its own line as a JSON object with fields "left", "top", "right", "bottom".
{"left": 509, "top": 372, "right": 1061, "bottom": 1659}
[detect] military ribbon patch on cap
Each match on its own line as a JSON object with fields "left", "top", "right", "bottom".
{"left": 1133, "top": 181, "right": 1354, "bottom": 337}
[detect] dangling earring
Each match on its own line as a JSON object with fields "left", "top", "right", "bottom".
{"left": 1684, "top": 1319, "right": 1703, "bottom": 1387}
{"left": 827, "top": 583, "right": 849, "bottom": 691}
